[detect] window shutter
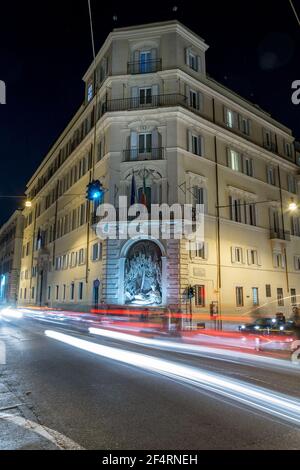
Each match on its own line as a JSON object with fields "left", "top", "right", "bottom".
{"left": 223, "top": 106, "right": 228, "bottom": 124}
{"left": 187, "top": 130, "right": 193, "bottom": 152}
{"left": 185, "top": 84, "right": 190, "bottom": 103}
{"left": 152, "top": 84, "right": 159, "bottom": 96}
{"left": 197, "top": 55, "right": 202, "bottom": 73}
{"left": 196, "top": 92, "right": 203, "bottom": 111}
{"left": 185, "top": 48, "right": 190, "bottom": 66}
{"left": 231, "top": 247, "right": 236, "bottom": 263}
{"left": 199, "top": 135, "right": 204, "bottom": 156}
{"left": 130, "top": 131, "right": 138, "bottom": 150}
{"left": 204, "top": 242, "right": 209, "bottom": 260}
{"left": 131, "top": 86, "right": 139, "bottom": 99}
{"left": 247, "top": 119, "right": 252, "bottom": 135}
{"left": 152, "top": 129, "right": 159, "bottom": 150}
{"left": 229, "top": 195, "right": 234, "bottom": 220}
{"left": 226, "top": 148, "right": 231, "bottom": 167}
{"left": 151, "top": 48, "right": 157, "bottom": 62}
{"left": 257, "top": 251, "right": 262, "bottom": 266}
{"left": 294, "top": 256, "right": 300, "bottom": 271}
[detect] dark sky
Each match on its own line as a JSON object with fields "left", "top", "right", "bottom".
{"left": 0, "top": 0, "right": 299, "bottom": 224}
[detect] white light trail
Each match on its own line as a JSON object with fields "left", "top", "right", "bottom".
{"left": 0, "top": 307, "right": 23, "bottom": 320}
{"left": 89, "top": 327, "right": 298, "bottom": 373}
{"left": 45, "top": 330, "right": 300, "bottom": 426}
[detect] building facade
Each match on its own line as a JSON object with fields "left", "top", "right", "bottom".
{"left": 0, "top": 210, "right": 24, "bottom": 304}
{"left": 18, "top": 21, "right": 300, "bottom": 323}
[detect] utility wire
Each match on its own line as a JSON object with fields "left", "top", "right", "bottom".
{"left": 88, "top": 0, "right": 96, "bottom": 61}
{"left": 289, "top": 0, "right": 300, "bottom": 27}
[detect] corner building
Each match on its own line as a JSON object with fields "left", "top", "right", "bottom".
{"left": 19, "top": 21, "right": 300, "bottom": 324}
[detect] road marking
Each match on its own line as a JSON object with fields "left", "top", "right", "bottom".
{"left": 0, "top": 413, "right": 84, "bottom": 450}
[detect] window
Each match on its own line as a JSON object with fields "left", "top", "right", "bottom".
{"left": 226, "top": 109, "right": 235, "bottom": 128}
{"left": 263, "top": 129, "right": 272, "bottom": 149}
{"left": 277, "top": 288, "right": 284, "bottom": 307}
{"left": 284, "top": 141, "right": 292, "bottom": 159}
{"left": 228, "top": 149, "right": 241, "bottom": 172}
{"left": 267, "top": 166, "right": 276, "bottom": 186}
{"left": 192, "top": 187, "right": 206, "bottom": 211}
{"left": 252, "top": 287, "right": 259, "bottom": 306}
{"left": 188, "top": 51, "right": 197, "bottom": 71}
{"left": 55, "top": 256, "right": 61, "bottom": 271}
{"left": 189, "top": 89, "right": 202, "bottom": 110}
{"left": 48, "top": 286, "right": 51, "bottom": 301}
{"left": 62, "top": 254, "right": 69, "bottom": 270}
{"left": 139, "top": 87, "right": 152, "bottom": 105}
{"left": 70, "top": 252, "right": 77, "bottom": 268}
{"left": 78, "top": 282, "right": 84, "bottom": 301}
{"left": 274, "top": 252, "right": 284, "bottom": 268}
{"left": 291, "top": 217, "right": 300, "bottom": 237}
{"left": 243, "top": 157, "right": 254, "bottom": 177}
{"left": 92, "top": 242, "right": 102, "bottom": 261}
{"left": 191, "top": 242, "right": 207, "bottom": 260}
{"left": 288, "top": 175, "right": 297, "bottom": 194}
{"left": 79, "top": 203, "right": 86, "bottom": 226}
{"left": 294, "top": 256, "right": 300, "bottom": 271}
{"left": 230, "top": 197, "right": 242, "bottom": 223}
{"left": 31, "top": 287, "right": 35, "bottom": 300}
{"left": 270, "top": 209, "right": 280, "bottom": 233}
{"left": 139, "top": 133, "right": 152, "bottom": 153}
{"left": 56, "top": 285, "right": 59, "bottom": 301}
{"left": 236, "top": 287, "right": 244, "bottom": 307}
{"left": 78, "top": 248, "right": 85, "bottom": 265}
{"left": 195, "top": 285, "right": 205, "bottom": 307}
{"left": 139, "top": 51, "right": 152, "bottom": 73}
{"left": 63, "top": 284, "right": 66, "bottom": 301}
{"left": 247, "top": 203, "right": 257, "bottom": 226}
{"left": 239, "top": 116, "right": 251, "bottom": 135}
{"left": 266, "top": 284, "right": 272, "bottom": 298}
{"left": 291, "top": 288, "right": 297, "bottom": 305}
{"left": 24, "top": 288, "right": 27, "bottom": 300}
{"left": 191, "top": 134, "right": 204, "bottom": 156}
{"left": 248, "top": 249, "right": 258, "bottom": 265}
{"left": 70, "top": 283, "right": 75, "bottom": 301}
{"left": 87, "top": 83, "right": 93, "bottom": 102}
{"left": 232, "top": 246, "right": 243, "bottom": 264}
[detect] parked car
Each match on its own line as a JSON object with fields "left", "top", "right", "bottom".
{"left": 239, "top": 317, "right": 295, "bottom": 335}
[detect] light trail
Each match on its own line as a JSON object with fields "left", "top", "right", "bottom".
{"left": 45, "top": 330, "right": 300, "bottom": 426}
{"left": 89, "top": 327, "right": 298, "bottom": 373}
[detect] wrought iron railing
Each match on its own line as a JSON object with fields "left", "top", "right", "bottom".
{"left": 127, "top": 59, "right": 162, "bottom": 74}
{"left": 100, "top": 93, "right": 187, "bottom": 115}
{"left": 270, "top": 229, "right": 291, "bottom": 241}
{"left": 123, "top": 148, "right": 164, "bottom": 162}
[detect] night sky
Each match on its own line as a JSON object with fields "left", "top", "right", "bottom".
{"left": 0, "top": 0, "right": 299, "bottom": 224}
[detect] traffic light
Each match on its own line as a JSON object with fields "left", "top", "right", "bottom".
{"left": 187, "top": 286, "right": 196, "bottom": 299}
{"left": 86, "top": 180, "right": 104, "bottom": 202}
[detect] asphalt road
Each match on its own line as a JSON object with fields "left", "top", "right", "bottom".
{"left": 1, "top": 316, "right": 300, "bottom": 450}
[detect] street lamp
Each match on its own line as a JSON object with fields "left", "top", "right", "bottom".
{"left": 288, "top": 198, "right": 298, "bottom": 212}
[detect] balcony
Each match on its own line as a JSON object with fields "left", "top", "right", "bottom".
{"left": 127, "top": 59, "right": 162, "bottom": 75}
{"left": 270, "top": 229, "right": 291, "bottom": 241}
{"left": 123, "top": 148, "right": 164, "bottom": 162}
{"left": 102, "top": 93, "right": 187, "bottom": 114}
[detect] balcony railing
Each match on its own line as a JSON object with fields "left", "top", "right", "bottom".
{"left": 127, "top": 59, "right": 162, "bottom": 75}
{"left": 123, "top": 148, "right": 164, "bottom": 162}
{"left": 270, "top": 229, "right": 291, "bottom": 241}
{"left": 101, "top": 93, "right": 187, "bottom": 115}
